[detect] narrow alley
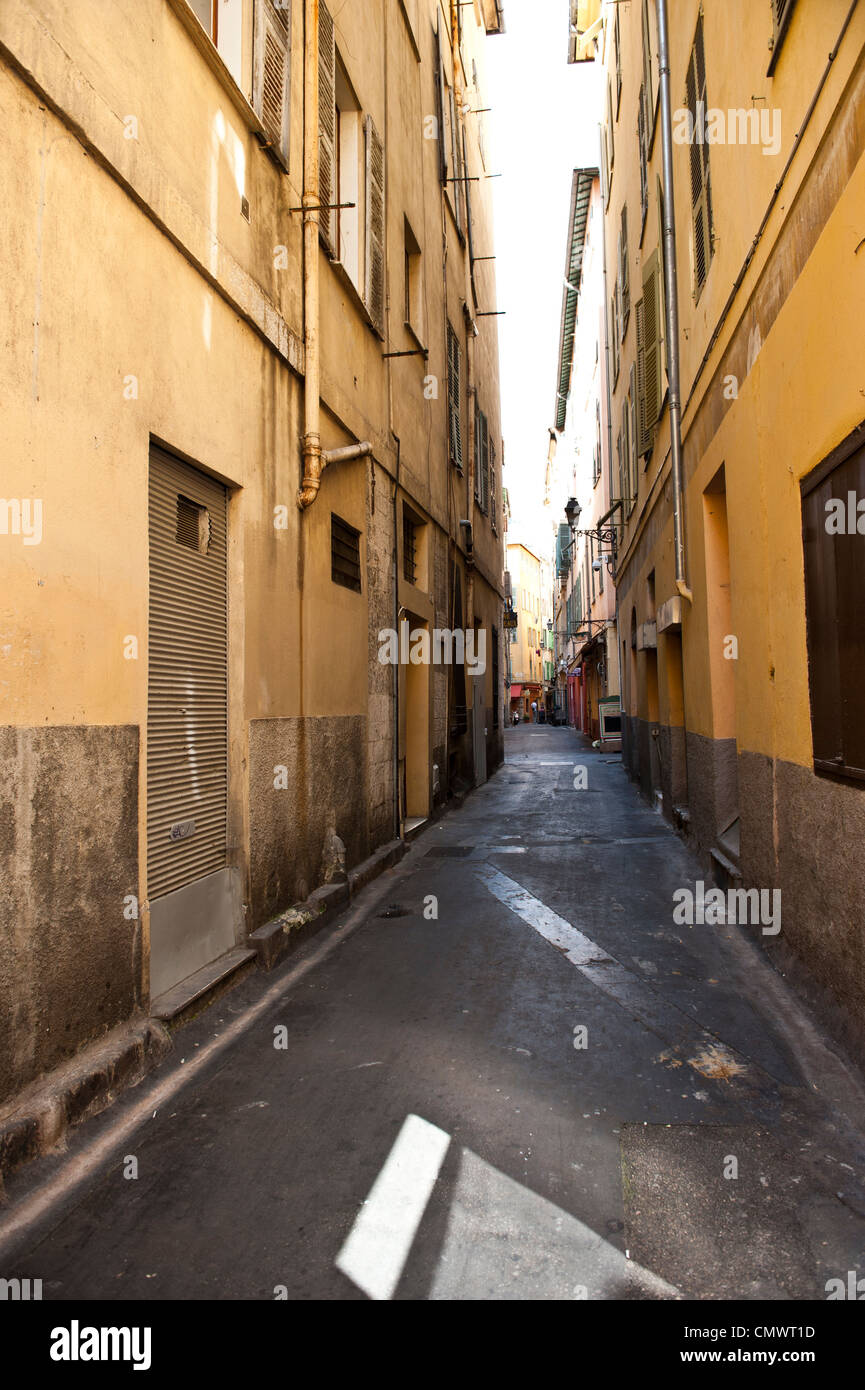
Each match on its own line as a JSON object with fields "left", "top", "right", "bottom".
{"left": 3, "top": 728, "right": 864, "bottom": 1304}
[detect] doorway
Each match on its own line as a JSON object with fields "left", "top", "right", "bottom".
{"left": 147, "top": 446, "right": 240, "bottom": 1001}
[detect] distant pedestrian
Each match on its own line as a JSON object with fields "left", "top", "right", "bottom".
{"left": 531, "top": 699, "right": 537, "bottom": 723}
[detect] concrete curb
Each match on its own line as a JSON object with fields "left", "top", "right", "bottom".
{"left": 249, "top": 837, "right": 406, "bottom": 970}
{"left": 0, "top": 830, "right": 419, "bottom": 1187}
{"left": 0, "top": 1018, "right": 172, "bottom": 1191}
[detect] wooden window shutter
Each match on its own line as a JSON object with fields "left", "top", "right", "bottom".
{"left": 489, "top": 437, "right": 497, "bottom": 532}
{"left": 364, "top": 115, "right": 385, "bottom": 334}
{"left": 642, "top": 249, "right": 663, "bottom": 433}
{"left": 629, "top": 364, "right": 638, "bottom": 501}
{"left": 616, "top": 428, "right": 623, "bottom": 505}
{"left": 449, "top": 86, "right": 464, "bottom": 233}
{"left": 637, "top": 93, "right": 648, "bottom": 235}
{"left": 600, "top": 127, "right": 610, "bottom": 209}
{"left": 253, "top": 0, "right": 291, "bottom": 169}
{"left": 635, "top": 295, "right": 651, "bottom": 457}
{"left": 767, "top": 0, "right": 796, "bottom": 75}
{"left": 447, "top": 323, "right": 463, "bottom": 470}
{"left": 607, "top": 80, "right": 615, "bottom": 168}
{"left": 435, "top": 15, "right": 449, "bottom": 184}
{"left": 620, "top": 205, "right": 630, "bottom": 331}
{"left": 802, "top": 435, "right": 865, "bottom": 780}
{"left": 642, "top": 0, "right": 654, "bottom": 133}
{"left": 463, "top": 128, "right": 477, "bottom": 297}
{"left": 656, "top": 175, "right": 668, "bottom": 380}
{"left": 474, "top": 408, "right": 482, "bottom": 502}
{"left": 614, "top": 5, "right": 622, "bottom": 110}
{"left": 687, "top": 13, "right": 713, "bottom": 295}
{"left": 622, "top": 400, "right": 632, "bottom": 514}
{"left": 318, "top": 0, "right": 337, "bottom": 253}
{"left": 482, "top": 413, "right": 490, "bottom": 512}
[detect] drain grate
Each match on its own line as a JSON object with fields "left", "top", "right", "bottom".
{"left": 424, "top": 846, "right": 474, "bottom": 858}
{"left": 377, "top": 903, "right": 410, "bottom": 918}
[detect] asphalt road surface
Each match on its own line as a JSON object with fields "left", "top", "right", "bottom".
{"left": 3, "top": 725, "right": 865, "bottom": 1301}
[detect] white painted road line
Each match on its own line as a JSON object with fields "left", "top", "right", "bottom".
{"left": 475, "top": 864, "right": 612, "bottom": 968}
{"left": 336, "top": 1114, "right": 451, "bottom": 1300}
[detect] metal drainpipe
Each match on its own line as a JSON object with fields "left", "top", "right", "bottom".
{"left": 298, "top": 0, "right": 322, "bottom": 510}
{"left": 297, "top": 0, "right": 371, "bottom": 509}
{"left": 451, "top": 0, "right": 476, "bottom": 628}
{"left": 656, "top": 0, "right": 693, "bottom": 603}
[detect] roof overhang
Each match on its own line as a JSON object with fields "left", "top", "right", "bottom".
{"left": 554, "top": 167, "right": 598, "bottom": 433}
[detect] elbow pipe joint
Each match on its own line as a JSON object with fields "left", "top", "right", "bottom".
{"left": 297, "top": 439, "right": 373, "bottom": 510}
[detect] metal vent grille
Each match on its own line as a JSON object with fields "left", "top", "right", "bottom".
{"left": 331, "top": 513, "right": 362, "bottom": 592}
{"left": 176, "top": 495, "right": 210, "bottom": 554}
{"left": 148, "top": 449, "right": 228, "bottom": 900}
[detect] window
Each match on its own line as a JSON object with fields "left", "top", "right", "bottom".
{"left": 637, "top": 85, "right": 649, "bottom": 238}
{"left": 475, "top": 409, "right": 490, "bottom": 513}
{"left": 686, "top": 11, "right": 714, "bottom": 298}
{"left": 364, "top": 115, "right": 385, "bottom": 334}
{"left": 319, "top": 11, "right": 385, "bottom": 331}
{"left": 593, "top": 401, "right": 602, "bottom": 486}
{"left": 489, "top": 437, "right": 498, "bottom": 534}
{"left": 435, "top": 16, "right": 464, "bottom": 235}
{"left": 628, "top": 364, "right": 638, "bottom": 504}
{"left": 606, "top": 79, "right": 615, "bottom": 170}
{"left": 767, "top": 0, "right": 796, "bottom": 76}
{"left": 333, "top": 61, "right": 361, "bottom": 283}
{"left": 447, "top": 321, "right": 463, "bottom": 471}
{"left": 403, "top": 507, "right": 418, "bottom": 584}
{"left": 331, "top": 513, "right": 362, "bottom": 592}
{"left": 636, "top": 248, "right": 664, "bottom": 456}
{"left": 610, "top": 292, "right": 620, "bottom": 384}
{"left": 641, "top": 0, "right": 657, "bottom": 151}
{"left": 622, "top": 400, "right": 633, "bottom": 516}
{"left": 618, "top": 205, "right": 630, "bottom": 338}
{"left": 189, "top": 0, "right": 245, "bottom": 89}
{"left": 404, "top": 218, "right": 424, "bottom": 341}
{"left": 492, "top": 627, "right": 499, "bottom": 729}
{"left": 801, "top": 424, "right": 865, "bottom": 785}
{"left": 318, "top": 2, "right": 337, "bottom": 253}
{"left": 252, "top": 0, "right": 291, "bottom": 168}
{"left": 614, "top": 4, "right": 622, "bottom": 112}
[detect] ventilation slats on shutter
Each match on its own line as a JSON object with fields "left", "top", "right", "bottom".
{"left": 147, "top": 450, "right": 227, "bottom": 900}
{"left": 447, "top": 323, "right": 463, "bottom": 470}
{"left": 318, "top": 0, "right": 336, "bottom": 253}
{"left": 435, "top": 13, "right": 449, "bottom": 184}
{"left": 364, "top": 115, "right": 385, "bottom": 335}
{"left": 253, "top": 0, "right": 291, "bottom": 170}
{"left": 642, "top": 249, "right": 663, "bottom": 434}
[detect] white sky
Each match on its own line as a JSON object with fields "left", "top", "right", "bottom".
{"left": 486, "top": 1, "right": 603, "bottom": 561}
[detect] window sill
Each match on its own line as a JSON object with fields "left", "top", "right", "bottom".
{"left": 329, "top": 259, "right": 383, "bottom": 339}
{"left": 167, "top": 0, "right": 267, "bottom": 144}
{"left": 404, "top": 321, "right": 428, "bottom": 355}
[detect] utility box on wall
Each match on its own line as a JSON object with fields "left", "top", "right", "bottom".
{"left": 598, "top": 695, "right": 622, "bottom": 752}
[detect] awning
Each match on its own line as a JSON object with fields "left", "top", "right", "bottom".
{"left": 509, "top": 685, "right": 522, "bottom": 698}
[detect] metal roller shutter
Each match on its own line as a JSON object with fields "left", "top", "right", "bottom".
{"left": 147, "top": 447, "right": 228, "bottom": 900}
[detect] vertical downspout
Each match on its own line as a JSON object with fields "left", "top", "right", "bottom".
{"left": 383, "top": 0, "right": 402, "bottom": 840}
{"left": 451, "top": 0, "right": 475, "bottom": 630}
{"left": 301, "top": 0, "right": 322, "bottom": 505}
{"left": 656, "top": 0, "right": 693, "bottom": 604}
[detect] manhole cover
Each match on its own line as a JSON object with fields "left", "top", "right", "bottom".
{"left": 377, "top": 903, "right": 410, "bottom": 918}
{"left": 424, "top": 846, "right": 474, "bottom": 858}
